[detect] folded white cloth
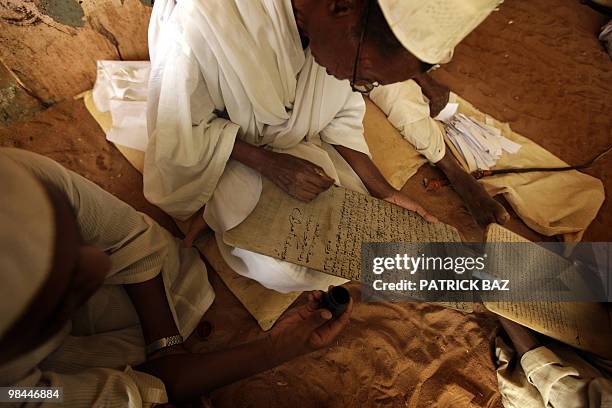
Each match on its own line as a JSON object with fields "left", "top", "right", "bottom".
{"left": 92, "top": 61, "right": 150, "bottom": 151}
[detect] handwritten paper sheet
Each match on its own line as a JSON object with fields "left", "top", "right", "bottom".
{"left": 224, "top": 180, "right": 461, "bottom": 281}
{"left": 483, "top": 224, "right": 612, "bottom": 359}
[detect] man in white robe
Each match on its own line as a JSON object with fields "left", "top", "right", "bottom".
{"left": 142, "top": 0, "right": 504, "bottom": 293}
{"left": 0, "top": 148, "right": 352, "bottom": 405}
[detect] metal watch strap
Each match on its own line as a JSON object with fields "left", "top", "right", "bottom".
{"left": 146, "top": 334, "right": 184, "bottom": 355}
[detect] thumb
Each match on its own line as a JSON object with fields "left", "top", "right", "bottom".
{"left": 401, "top": 197, "right": 439, "bottom": 224}
{"left": 303, "top": 308, "right": 332, "bottom": 332}
{"left": 416, "top": 206, "right": 439, "bottom": 223}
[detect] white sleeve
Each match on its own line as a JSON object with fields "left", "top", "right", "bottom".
{"left": 521, "top": 346, "right": 612, "bottom": 408}
{"left": 144, "top": 30, "right": 240, "bottom": 221}
{"left": 369, "top": 81, "right": 446, "bottom": 164}
{"left": 16, "top": 365, "right": 167, "bottom": 408}
{"left": 1, "top": 148, "right": 173, "bottom": 285}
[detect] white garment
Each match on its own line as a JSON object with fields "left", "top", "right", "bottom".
{"left": 93, "top": 61, "right": 151, "bottom": 151}
{"left": 496, "top": 339, "right": 612, "bottom": 408}
{"left": 369, "top": 81, "right": 447, "bottom": 164}
{"left": 141, "top": 0, "right": 373, "bottom": 292}
{"left": 0, "top": 150, "right": 54, "bottom": 338}
{"left": 377, "top": 0, "right": 503, "bottom": 64}
{"left": 0, "top": 149, "right": 215, "bottom": 406}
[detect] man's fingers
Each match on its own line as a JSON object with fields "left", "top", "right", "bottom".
{"left": 297, "top": 291, "right": 326, "bottom": 321}
{"left": 291, "top": 179, "right": 333, "bottom": 202}
{"left": 301, "top": 180, "right": 329, "bottom": 195}
{"left": 304, "top": 309, "right": 332, "bottom": 333}
{"left": 310, "top": 301, "right": 352, "bottom": 347}
{"left": 297, "top": 185, "right": 321, "bottom": 197}
{"left": 310, "top": 290, "right": 323, "bottom": 302}
{"left": 306, "top": 174, "right": 334, "bottom": 190}
{"left": 399, "top": 197, "right": 439, "bottom": 223}
{"left": 307, "top": 166, "right": 335, "bottom": 186}
{"left": 416, "top": 206, "right": 439, "bottom": 223}
{"left": 310, "top": 165, "right": 334, "bottom": 181}
{"left": 292, "top": 189, "right": 317, "bottom": 202}
{"left": 306, "top": 291, "right": 323, "bottom": 312}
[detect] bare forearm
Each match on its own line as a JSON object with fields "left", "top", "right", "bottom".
{"left": 412, "top": 73, "right": 450, "bottom": 117}
{"left": 412, "top": 72, "right": 441, "bottom": 100}
{"left": 230, "top": 139, "right": 272, "bottom": 173}
{"left": 136, "top": 335, "right": 300, "bottom": 403}
{"left": 333, "top": 145, "right": 394, "bottom": 198}
{"left": 499, "top": 317, "right": 540, "bottom": 357}
{"left": 124, "top": 274, "right": 179, "bottom": 344}
{"left": 230, "top": 139, "right": 335, "bottom": 201}
{"left": 137, "top": 291, "right": 354, "bottom": 403}
{"left": 412, "top": 72, "right": 431, "bottom": 89}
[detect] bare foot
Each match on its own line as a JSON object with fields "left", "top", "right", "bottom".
{"left": 451, "top": 170, "right": 510, "bottom": 226}
{"left": 436, "top": 153, "right": 509, "bottom": 226}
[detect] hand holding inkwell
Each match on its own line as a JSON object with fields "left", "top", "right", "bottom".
{"left": 265, "top": 285, "right": 353, "bottom": 357}
{"left": 320, "top": 286, "right": 351, "bottom": 318}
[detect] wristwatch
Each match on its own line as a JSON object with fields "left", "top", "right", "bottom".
{"left": 146, "top": 335, "right": 184, "bottom": 355}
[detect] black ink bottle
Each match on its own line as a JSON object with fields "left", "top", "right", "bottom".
{"left": 321, "top": 286, "right": 351, "bottom": 318}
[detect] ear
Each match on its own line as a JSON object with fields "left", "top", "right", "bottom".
{"left": 329, "top": 0, "right": 359, "bottom": 16}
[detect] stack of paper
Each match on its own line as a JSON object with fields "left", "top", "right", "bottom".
{"left": 442, "top": 112, "right": 521, "bottom": 172}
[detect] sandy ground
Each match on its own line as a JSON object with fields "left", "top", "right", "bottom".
{"left": 1, "top": 0, "right": 610, "bottom": 407}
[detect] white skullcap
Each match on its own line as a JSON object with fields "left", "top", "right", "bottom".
{"left": 378, "top": 0, "right": 503, "bottom": 64}
{"left": 0, "top": 155, "right": 55, "bottom": 339}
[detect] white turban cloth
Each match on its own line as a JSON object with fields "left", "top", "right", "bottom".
{"left": 378, "top": 0, "right": 503, "bottom": 63}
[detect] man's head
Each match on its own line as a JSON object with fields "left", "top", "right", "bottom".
{"left": 0, "top": 156, "right": 110, "bottom": 363}
{"left": 293, "top": 0, "right": 501, "bottom": 88}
